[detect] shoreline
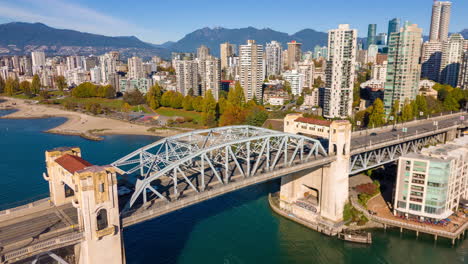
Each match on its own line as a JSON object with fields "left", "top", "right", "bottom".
{"left": 0, "top": 97, "right": 186, "bottom": 140}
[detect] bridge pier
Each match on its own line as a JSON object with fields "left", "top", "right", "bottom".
{"left": 279, "top": 120, "right": 351, "bottom": 226}
{"left": 46, "top": 148, "right": 125, "bottom": 264}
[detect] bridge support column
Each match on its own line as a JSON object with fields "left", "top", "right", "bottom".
{"left": 445, "top": 129, "right": 458, "bottom": 142}
{"left": 320, "top": 120, "right": 351, "bottom": 223}
{"left": 74, "top": 166, "right": 125, "bottom": 264}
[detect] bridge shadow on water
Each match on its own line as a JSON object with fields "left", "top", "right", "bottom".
{"left": 123, "top": 178, "right": 281, "bottom": 264}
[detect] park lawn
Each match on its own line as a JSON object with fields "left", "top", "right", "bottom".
{"left": 155, "top": 107, "right": 202, "bottom": 123}
{"left": 57, "top": 97, "right": 125, "bottom": 110}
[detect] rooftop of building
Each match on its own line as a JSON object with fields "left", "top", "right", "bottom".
{"left": 403, "top": 136, "right": 468, "bottom": 162}
{"left": 55, "top": 154, "right": 93, "bottom": 174}
{"left": 294, "top": 117, "right": 332, "bottom": 127}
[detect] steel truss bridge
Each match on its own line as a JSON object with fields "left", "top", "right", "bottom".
{"left": 112, "top": 126, "right": 329, "bottom": 210}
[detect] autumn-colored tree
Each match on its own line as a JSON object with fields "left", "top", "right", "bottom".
{"left": 31, "top": 74, "right": 41, "bottom": 94}
{"left": 219, "top": 104, "right": 246, "bottom": 126}
{"left": 160, "top": 90, "right": 175, "bottom": 107}
{"left": 245, "top": 105, "right": 268, "bottom": 127}
{"left": 146, "top": 84, "right": 163, "bottom": 109}
{"left": 54, "top": 75, "right": 67, "bottom": 91}
{"left": 0, "top": 75, "right": 5, "bottom": 93}
{"left": 368, "top": 98, "right": 386, "bottom": 128}
{"left": 227, "top": 82, "right": 245, "bottom": 107}
{"left": 201, "top": 90, "right": 217, "bottom": 127}
{"left": 192, "top": 96, "right": 204, "bottom": 112}
{"left": 182, "top": 95, "right": 194, "bottom": 111}
{"left": 401, "top": 100, "right": 414, "bottom": 121}
{"left": 169, "top": 92, "right": 184, "bottom": 109}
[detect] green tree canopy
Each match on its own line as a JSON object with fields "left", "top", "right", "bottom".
{"left": 201, "top": 90, "right": 217, "bottom": 127}
{"left": 54, "top": 75, "right": 67, "bottom": 91}
{"left": 31, "top": 74, "right": 41, "bottom": 94}
{"left": 368, "top": 98, "right": 386, "bottom": 128}
{"left": 227, "top": 82, "right": 245, "bottom": 108}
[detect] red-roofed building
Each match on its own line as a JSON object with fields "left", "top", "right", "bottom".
{"left": 284, "top": 113, "right": 331, "bottom": 139}
{"left": 55, "top": 154, "right": 93, "bottom": 174}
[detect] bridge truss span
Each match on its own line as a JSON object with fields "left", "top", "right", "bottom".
{"left": 112, "top": 126, "right": 328, "bottom": 209}
{"left": 349, "top": 133, "right": 445, "bottom": 174}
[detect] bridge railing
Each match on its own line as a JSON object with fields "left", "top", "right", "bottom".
{"left": 352, "top": 110, "right": 466, "bottom": 135}
{"left": 1, "top": 232, "right": 83, "bottom": 263}
{"left": 0, "top": 194, "right": 50, "bottom": 216}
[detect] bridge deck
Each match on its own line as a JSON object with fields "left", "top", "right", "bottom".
{"left": 0, "top": 203, "right": 78, "bottom": 258}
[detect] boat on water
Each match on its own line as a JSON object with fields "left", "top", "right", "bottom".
{"left": 338, "top": 231, "right": 372, "bottom": 244}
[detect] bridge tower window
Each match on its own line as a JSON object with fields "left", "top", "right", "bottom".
{"left": 96, "top": 209, "right": 108, "bottom": 231}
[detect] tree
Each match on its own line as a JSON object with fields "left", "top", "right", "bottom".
{"left": 245, "top": 105, "right": 269, "bottom": 127}
{"left": 104, "top": 85, "right": 116, "bottom": 99}
{"left": 401, "top": 100, "right": 414, "bottom": 121}
{"left": 161, "top": 91, "right": 175, "bottom": 107}
{"left": 389, "top": 99, "right": 400, "bottom": 123}
{"left": 170, "top": 92, "right": 184, "bottom": 109}
{"left": 122, "top": 102, "right": 132, "bottom": 112}
{"left": 426, "top": 96, "right": 443, "bottom": 114}
{"left": 313, "top": 76, "right": 324, "bottom": 88}
{"left": 201, "top": 90, "right": 217, "bottom": 127}
{"left": 4, "top": 78, "right": 15, "bottom": 96}
{"left": 219, "top": 104, "right": 246, "bottom": 126}
{"left": 227, "top": 82, "right": 245, "bottom": 107}
{"left": 182, "top": 95, "right": 194, "bottom": 111}
{"left": 414, "top": 95, "right": 428, "bottom": 117}
{"left": 443, "top": 93, "right": 459, "bottom": 111}
{"left": 296, "top": 95, "right": 304, "bottom": 106}
{"left": 20, "top": 81, "right": 32, "bottom": 97}
{"left": 54, "top": 76, "right": 67, "bottom": 92}
{"left": 146, "top": 84, "right": 163, "bottom": 109}
{"left": 0, "top": 75, "right": 4, "bottom": 93}
{"left": 368, "top": 98, "right": 386, "bottom": 128}
{"left": 123, "top": 89, "right": 145, "bottom": 105}
{"left": 31, "top": 74, "right": 41, "bottom": 94}
{"left": 192, "top": 96, "right": 204, "bottom": 112}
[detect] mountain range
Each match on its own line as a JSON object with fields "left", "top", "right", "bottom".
{"left": 0, "top": 22, "right": 467, "bottom": 59}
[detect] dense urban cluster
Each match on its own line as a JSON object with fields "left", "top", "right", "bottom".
{"left": 0, "top": 1, "right": 467, "bottom": 130}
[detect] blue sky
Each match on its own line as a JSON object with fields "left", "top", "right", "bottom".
{"left": 0, "top": 0, "right": 466, "bottom": 44}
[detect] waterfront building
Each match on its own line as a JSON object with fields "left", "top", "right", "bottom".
{"left": 323, "top": 24, "right": 357, "bottom": 118}
{"left": 283, "top": 70, "right": 305, "bottom": 96}
{"left": 383, "top": 22, "right": 422, "bottom": 114}
{"left": 367, "top": 24, "right": 377, "bottom": 49}
{"left": 265, "top": 41, "right": 283, "bottom": 77}
{"left": 429, "top": 1, "right": 452, "bottom": 42}
{"left": 421, "top": 41, "right": 443, "bottom": 82}
{"left": 440, "top": 34, "right": 465, "bottom": 87}
{"left": 220, "top": 42, "right": 235, "bottom": 70}
{"left": 239, "top": 40, "right": 264, "bottom": 100}
{"left": 287, "top": 41, "right": 302, "bottom": 69}
{"left": 128, "top": 56, "right": 145, "bottom": 79}
{"left": 175, "top": 59, "right": 199, "bottom": 96}
{"left": 393, "top": 137, "right": 468, "bottom": 221}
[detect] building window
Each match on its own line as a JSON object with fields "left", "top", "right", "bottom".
{"left": 424, "top": 206, "right": 437, "bottom": 214}
{"left": 409, "top": 203, "right": 422, "bottom": 211}
{"left": 96, "top": 209, "right": 108, "bottom": 231}
{"left": 64, "top": 184, "right": 75, "bottom": 198}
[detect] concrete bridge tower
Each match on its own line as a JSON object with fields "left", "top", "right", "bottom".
{"left": 279, "top": 120, "right": 351, "bottom": 225}
{"left": 44, "top": 147, "right": 125, "bottom": 264}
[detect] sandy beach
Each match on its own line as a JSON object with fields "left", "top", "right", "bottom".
{"left": 0, "top": 97, "right": 184, "bottom": 139}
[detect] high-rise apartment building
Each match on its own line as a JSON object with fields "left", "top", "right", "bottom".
{"left": 297, "top": 60, "right": 315, "bottom": 89}
{"left": 175, "top": 60, "right": 199, "bottom": 96}
{"left": 66, "top": 56, "right": 84, "bottom": 71}
{"left": 371, "top": 61, "right": 388, "bottom": 82}
{"left": 458, "top": 51, "right": 468, "bottom": 89}
{"left": 429, "top": 1, "right": 452, "bottom": 42}
{"left": 197, "top": 45, "right": 211, "bottom": 60}
{"left": 387, "top": 18, "right": 400, "bottom": 42}
{"left": 31, "top": 51, "right": 46, "bottom": 67}
{"left": 287, "top": 41, "right": 302, "bottom": 69}
{"left": 99, "top": 52, "right": 118, "bottom": 85}
{"left": 367, "top": 24, "right": 377, "bottom": 48}
{"left": 128, "top": 56, "right": 145, "bottom": 79}
{"left": 265, "top": 41, "right": 283, "bottom": 77}
{"left": 239, "top": 40, "right": 264, "bottom": 100}
{"left": 220, "top": 42, "right": 235, "bottom": 70}
{"left": 202, "top": 57, "right": 221, "bottom": 100}
{"left": 313, "top": 45, "right": 328, "bottom": 59}
{"left": 421, "top": 41, "right": 443, "bottom": 82}
{"left": 440, "top": 34, "right": 465, "bottom": 87}
{"left": 323, "top": 24, "right": 357, "bottom": 118}
{"left": 383, "top": 22, "right": 422, "bottom": 114}
{"left": 393, "top": 137, "right": 468, "bottom": 221}
{"left": 283, "top": 70, "right": 305, "bottom": 96}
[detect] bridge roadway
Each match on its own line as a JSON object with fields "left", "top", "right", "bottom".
{"left": 0, "top": 112, "right": 466, "bottom": 262}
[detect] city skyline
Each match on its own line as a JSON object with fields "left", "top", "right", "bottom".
{"left": 0, "top": 0, "right": 467, "bottom": 44}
